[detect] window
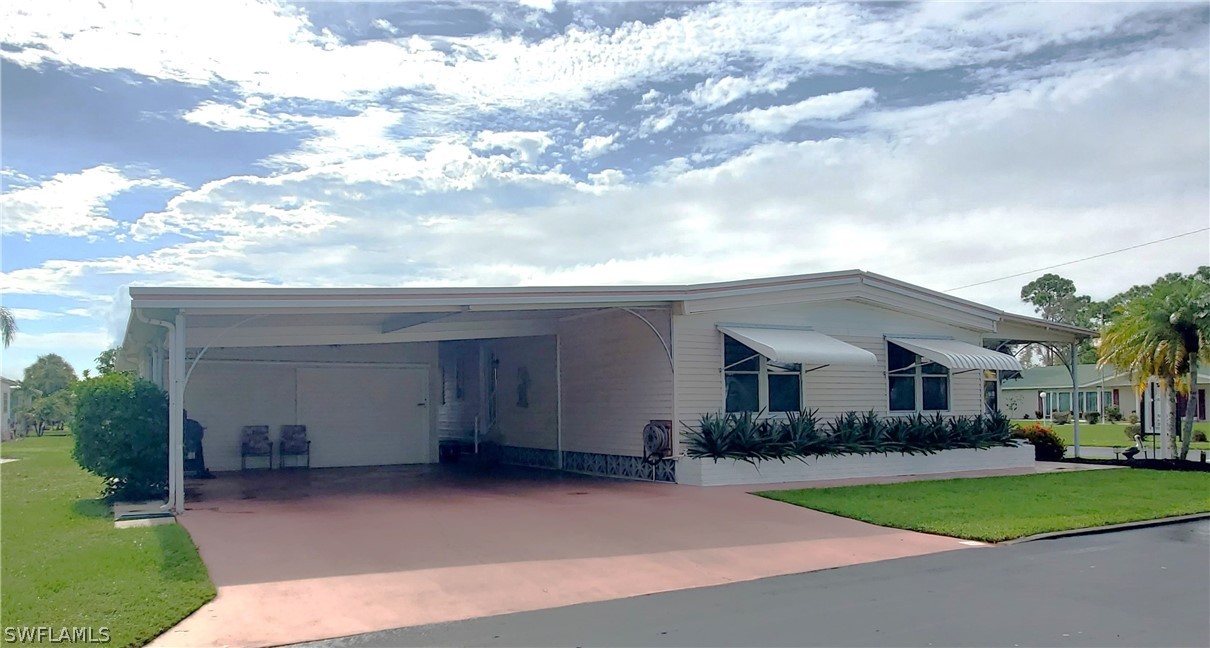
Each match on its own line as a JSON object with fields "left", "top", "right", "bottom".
{"left": 983, "top": 370, "right": 999, "bottom": 415}
{"left": 887, "top": 342, "right": 950, "bottom": 412}
{"left": 724, "top": 335, "right": 803, "bottom": 413}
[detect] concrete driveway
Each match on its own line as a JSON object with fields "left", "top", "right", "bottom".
{"left": 155, "top": 465, "right": 978, "bottom": 647}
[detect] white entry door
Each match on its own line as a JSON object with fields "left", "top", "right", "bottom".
{"left": 296, "top": 366, "right": 430, "bottom": 467}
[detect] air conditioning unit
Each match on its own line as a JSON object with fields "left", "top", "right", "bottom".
{"left": 643, "top": 419, "right": 673, "bottom": 463}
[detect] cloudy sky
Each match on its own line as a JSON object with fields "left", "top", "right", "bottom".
{"left": 2, "top": 1, "right": 1208, "bottom": 379}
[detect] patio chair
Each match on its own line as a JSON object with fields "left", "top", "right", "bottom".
{"left": 279, "top": 425, "right": 311, "bottom": 469}
{"left": 240, "top": 425, "right": 273, "bottom": 470}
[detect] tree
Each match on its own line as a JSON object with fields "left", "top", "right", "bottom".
{"left": 95, "top": 348, "right": 120, "bottom": 375}
{"left": 1020, "top": 273, "right": 1097, "bottom": 366}
{"left": 1099, "top": 274, "right": 1210, "bottom": 460}
{"left": 1021, "top": 274, "right": 1092, "bottom": 325}
{"left": 0, "top": 306, "right": 15, "bottom": 347}
{"left": 20, "top": 353, "right": 78, "bottom": 397}
{"left": 24, "top": 391, "right": 74, "bottom": 437}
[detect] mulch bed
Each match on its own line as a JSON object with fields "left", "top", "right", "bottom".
{"left": 1061, "top": 457, "right": 1210, "bottom": 472}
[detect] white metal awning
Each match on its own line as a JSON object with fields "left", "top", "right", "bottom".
{"left": 718, "top": 326, "right": 877, "bottom": 366}
{"left": 886, "top": 337, "right": 1023, "bottom": 371}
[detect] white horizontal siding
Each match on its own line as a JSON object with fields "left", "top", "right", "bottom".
{"left": 491, "top": 336, "right": 558, "bottom": 450}
{"left": 559, "top": 309, "right": 673, "bottom": 457}
{"left": 437, "top": 341, "right": 480, "bottom": 440}
{"left": 674, "top": 300, "right": 993, "bottom": 428}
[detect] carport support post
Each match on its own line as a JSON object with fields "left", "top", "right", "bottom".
{"left": 1071, "top": 341, "right": 1080, "bottom": 459}
{"left": 169, "top": 311, "right": 186, "bottom": 514}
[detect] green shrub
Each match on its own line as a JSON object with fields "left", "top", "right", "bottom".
{"left": 72, "top": 373, "right": 168, "bottom": 501}
{"left": 1105, "top": 405, "right": 1123, "bottom": 422}
{"left": 1124, "top": 424, "right": 1141, "bottom": 442}
{"left": 681, "top": 410, "right": 1017, "bottom": 461}
{"left": 1086, "top": 412, "right": 1101, "bottom": 425}
{"left": 1127, "top": 412, "right": 1139, "bottom": 425}
{"left": 1194, "top": 431, "right": 1207, "bottom": 443}
{"left": 1051, "top": 410, "right": 1072, "bottom": 425}
{"left": 1012, "top": 423, "right": 1067, "bottom": 461}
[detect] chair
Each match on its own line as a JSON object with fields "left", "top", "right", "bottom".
{"left": 279, "top": 425, "right": 310, "bottom": 469}
{"left": 240, "top": 425, "right": 273, "bottom": 470}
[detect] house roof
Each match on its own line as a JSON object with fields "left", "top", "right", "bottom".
{"left": 1003, "top": 364, "right": 1210, "bottom": 391}
{"left": 1002, "top": 365, "right": 1125, "bottom": 390}
{"left": 121, "top": 269, "right": 1095, "bottom": 358}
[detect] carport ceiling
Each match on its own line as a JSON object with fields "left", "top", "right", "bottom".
{"left": 176, "top": 307, "right": 644, "bottom": 348}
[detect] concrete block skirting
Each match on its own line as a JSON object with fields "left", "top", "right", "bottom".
{"left": 677, "top": 443, "right": 1035, "bottom": 486}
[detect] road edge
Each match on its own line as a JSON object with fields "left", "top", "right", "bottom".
{"left": 1001, "top": 512, "right": 1210, "bottom": 545}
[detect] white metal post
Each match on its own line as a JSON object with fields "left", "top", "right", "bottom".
{"left": 169, "top": 311, "right": 186, "bottom": 513}
{"left": 1071, "top": 342, "right": 1080, "bottom": 459}
{"left": 555, "top": 334, "right": 563, "bottom": 470}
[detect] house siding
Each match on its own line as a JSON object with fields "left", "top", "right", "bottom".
{"left": 437, "top": 341, "right": 481, "bottom": 441}
{"left": 557, "top": 309, "right": 673, "bottom": 457}
{"left": 490, "top": 335, "right": 559, "bottom": 450}
{"left": 184, "top": 342, "right": 440, "bottom": 469}
{"left": 673, "top": 300, "right": 990, "bottom": 428}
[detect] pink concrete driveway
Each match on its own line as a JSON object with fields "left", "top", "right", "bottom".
{"left": 155, "top": 466, "right": 977, "bottom": 647}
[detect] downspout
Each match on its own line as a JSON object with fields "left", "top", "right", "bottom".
{"left": 135, "top": 310, "right": 184, "bottom": 514}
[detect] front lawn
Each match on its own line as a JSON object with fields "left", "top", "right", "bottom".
{"left": 759, "top": 469, "right": 1210, "bottom": 542}
{"left": 1, "top": 436, "right": 215, "bottom": 647}
{"left": 1011, "top": 421, "right": 1210, "bottom": 451}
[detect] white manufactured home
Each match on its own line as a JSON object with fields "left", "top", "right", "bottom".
{"left": 118, "top": 270, "right": 1092, "bottom": 512}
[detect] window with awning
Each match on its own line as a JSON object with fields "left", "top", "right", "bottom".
{"left": 718, "top": 326, "right": 877, "bottom": 413}
{"left": 884, "top": 337, "right": 1023, "bottom": 372}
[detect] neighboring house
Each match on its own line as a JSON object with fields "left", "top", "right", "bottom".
{"left": 0, "top": 377, "right": 33, "bottom": 440}
{"left": 1, "top": 377, "right": 16, "bottom": 441}
{"left": 1001, "top": 364, "right": 1209, "bottom": 422}
{"left": 117, "top": 270, "right": 1090, "bottom": 511}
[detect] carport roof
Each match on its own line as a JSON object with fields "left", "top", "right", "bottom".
{"left": 122, "top": 269, "right": 1095, "bottom": 352}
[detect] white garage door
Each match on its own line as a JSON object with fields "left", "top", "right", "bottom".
{"left": 296, "top": 366, "right": 430, "bottom": 467}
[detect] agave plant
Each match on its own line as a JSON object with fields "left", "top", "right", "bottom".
{"left": 685, "top": 408, "right": 1022, "bottom": 462}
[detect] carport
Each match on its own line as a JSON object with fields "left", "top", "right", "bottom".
{"left": 119, "top": 285, "right": 678, "bottom": 513}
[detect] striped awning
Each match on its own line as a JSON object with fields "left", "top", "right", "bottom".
{"left": 886, "top": 337, "right": 1022, "bottom": 371}
{"left": 719, "top": 326, "right": 877, "bottom": 366}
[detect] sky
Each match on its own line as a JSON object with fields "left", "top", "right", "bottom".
{"left": 1, "top": 0, "right": 1208, "bottom": 380}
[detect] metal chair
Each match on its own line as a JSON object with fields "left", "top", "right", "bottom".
{"left": 279, "top": 425, "right": 311, "bottom": 469}
{"left": 240, "top": 425, "right": 273, "bottom": 470}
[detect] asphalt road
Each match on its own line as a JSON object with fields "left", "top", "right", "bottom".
{"left": 304, "top": 521, "right": 1210, "bottom": 648}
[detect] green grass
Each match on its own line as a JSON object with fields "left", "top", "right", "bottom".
{"left": 759, "top": 469, "right": 1210, "bottom": 542}
{"left": 1, "top": 437, "right": 215, "bottom": 647}
{"left": 1011, "top": 420, "right": 1210, "bottom": 451}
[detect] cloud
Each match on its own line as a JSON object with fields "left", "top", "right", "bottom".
{"left": 0, "top": 329, "right": 112, "bottom": 379}
{"left": 730, "top": 88, "right": 878, "bottom": 133}
{"left": 1, "top": 1, "right": 1187, "bottom": 121}
{"left": 5, "top": 308, "right": 91, "bottom": 320}
{"left": 578, "top": 133, "right": 618, "bottom": 159}
{"left": 687, "top": 74, "right": 791, "bottom": 110}
{"left": 473, "top": 130, "right": 554, "bottom": 165}
{"left": 1, "top": 0, "right": 1206, "bottom": 356}
{"left": 0, "top": 165, "right": 182, "bottom": 238}
{"left": 181, "top": 100, "right": 310, "bottom": 133}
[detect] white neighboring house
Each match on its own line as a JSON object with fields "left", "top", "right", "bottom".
{"left": 1001, "top": 364, "right": 1209, "bottom": 423}
{"left": 117, "top": 270, "right": 1091, "bottom": 511}
{"left": 1, "top": 377, "right": 17, "bottom": 441}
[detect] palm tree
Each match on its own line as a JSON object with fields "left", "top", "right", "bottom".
{"left": 1, "top": 306, "right": 15, "bottom": 348}
{"left": 1100, "top": 276, "right": 1210, "bottom": 460}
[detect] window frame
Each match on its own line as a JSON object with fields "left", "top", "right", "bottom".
{"left": 886, "top": 341, "right": 951, "bottom": 414}
{"left": 722, "top": 334, "right": 806, "bottom": 414}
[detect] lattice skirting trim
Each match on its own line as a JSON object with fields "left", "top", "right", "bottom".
{"left": 497, "top": 445, "right": 560, "bottom": 469}
{"left": 499, "top": 446, "right": 676, "bottom": 483}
